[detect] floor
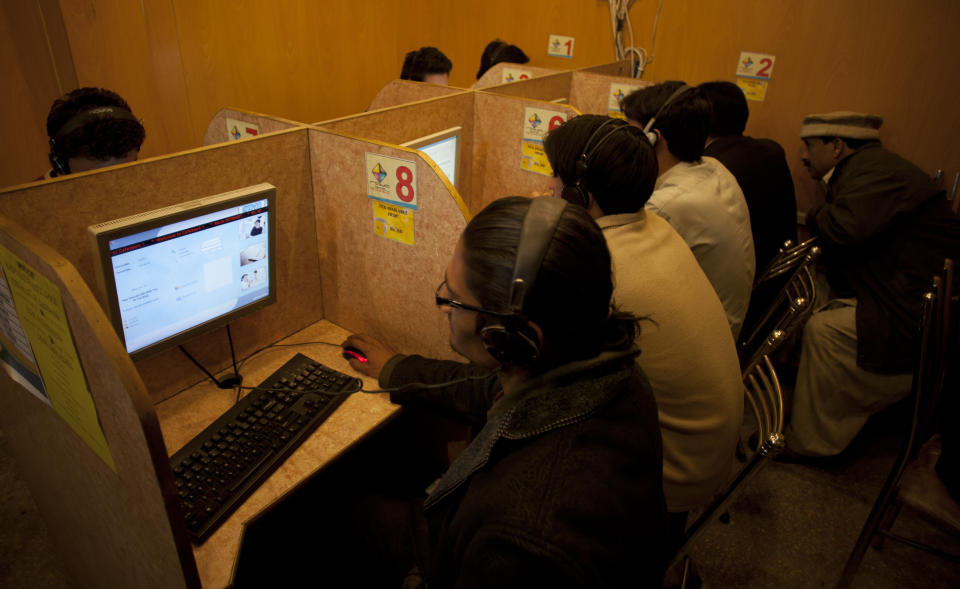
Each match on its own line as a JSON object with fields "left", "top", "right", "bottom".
{"left": 1, "top": 401, "right": 958, "bottom": 588}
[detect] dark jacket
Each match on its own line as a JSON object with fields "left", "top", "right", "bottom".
{"left": 382, "top": 349, "right": 667, "bottom": 588}
{"left": 807, "top": 142, "right": 960, "bottom": 373}
{"left": 704, "top": 134, "right": 798, "bottom": 273}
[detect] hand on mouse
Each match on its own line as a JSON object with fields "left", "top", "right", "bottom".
{"left": 341, "top": 334, "right": 398, "bottom": 379}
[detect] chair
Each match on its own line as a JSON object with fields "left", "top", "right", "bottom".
{"left": 836, "top": 259, "right": 959, "bottom": 588}
{"left": 738, "top": 244, "right": 820, "bottom": 374}
{"left": 754, "top": 236, "right": 819, "bottom": 286}
{"left": 669, "top": 355, "right": 785, "bottom": 585}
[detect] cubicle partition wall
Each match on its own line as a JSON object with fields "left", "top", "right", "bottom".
{"left": 308, "top": 127, "right": 468, "bottom": 361}
{"left": 470, "top": 92, "right": 580, "bottom": 213}
{"left": 484, "top": 70, "right": 649, "bottom": 117}
{"left": 202, "top": 107, "right": 305, "bottom": 146}
{"left": 366, "top": 80, "right": 468, "bottom": 112}
{"left": 318, "top": 92, "right": 579, "bottom": 215}
{"left": 0, "top": 217, "right": 199, "bottom": 589}
{"left": 473, "top": 62, "right": 565, "bottom": 89}
{"left": 0, "top": 129, "right": 323, "bottom": 404}
{"left": 580, "top": 59, "right": 634, "bottom": 76}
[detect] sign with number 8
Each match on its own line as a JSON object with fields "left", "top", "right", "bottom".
{"left": 365, "top": 152, "right": 418, "bottom": 210}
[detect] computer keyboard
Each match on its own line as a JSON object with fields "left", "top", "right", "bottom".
{"left": 170, "top": 353, "right": 359, "bottom": 543}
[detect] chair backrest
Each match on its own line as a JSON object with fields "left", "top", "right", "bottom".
{"left": 754, "top": 236, "right": 819, "bottom": 286}
{"left": 668, "top": 355, "right": 784, "bottom": 568}
{"left": 739, "top": 246, "right": 820, "bottom": 374}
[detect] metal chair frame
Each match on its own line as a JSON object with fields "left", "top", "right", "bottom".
{"left": 836, "top": 259, "right": 958, "bottom": 588}
{"left": 670, "top": 355, "right": 785, "bottom": 580}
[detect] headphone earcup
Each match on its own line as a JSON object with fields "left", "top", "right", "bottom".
{"left": 481, "top": 319, "right": 540, "bottom": 365}
{"left": 48, "top": 139, "right": 68, "bottom": 177}
{"left": 645, "top": 129, "right": 658, "bottom": 147}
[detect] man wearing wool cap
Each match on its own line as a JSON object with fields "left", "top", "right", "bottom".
{"left": 784, "top": 111, "right": 960, "bottom": 458}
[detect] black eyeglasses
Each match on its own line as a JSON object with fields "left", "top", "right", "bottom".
{"left": 435, "top": 280, "right": 512, "bottom": 317}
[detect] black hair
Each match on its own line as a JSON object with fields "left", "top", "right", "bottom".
{"left": 544, "top": 115, "right": 658, "bottom": 214}
{"left": 46, "top": 87, "right": 145, "bottom": 162}
{"left": 620, "top": 80, "right": 711, "bottom": 162}
{"left": 461, "top": 196, "right": 640, "bottom": 371}
{"left": 807, "top": 136, "right": 881, "bottom": 150}
{"left": 476, "top": 39, "right": 529, "bottom": 79}
{"left": 698, "top": 80, "right": 749, "bottom": 136}
{"left": 400, "top": 47, "right": 452, "bottom": 82}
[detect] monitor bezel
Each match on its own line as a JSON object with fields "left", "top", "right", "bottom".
{"left": 88, "top": 183, "right": 278, "bottom": 361}
{"left": 400, "top": 126, "right": 462, "bottom": 191}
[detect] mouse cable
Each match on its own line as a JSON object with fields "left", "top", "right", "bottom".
{"left": 360, "top": 372, "right": 495, "bottom": 394}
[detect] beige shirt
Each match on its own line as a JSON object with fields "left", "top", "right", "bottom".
{"left": 597, "top": 210, "right": 744, "bottom": 512}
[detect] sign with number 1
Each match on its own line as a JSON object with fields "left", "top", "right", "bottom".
{"left": 547, "top": 35, "right": 575, "bottom": 59}
{"left": 364, "top": 152, "right": 418, "bottom": 210}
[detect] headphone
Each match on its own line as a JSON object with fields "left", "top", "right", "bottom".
{"left": 560, "top": 119, "right": 632, "bottom": 208}
{"left": 480, "top": 197, "right": 567, "bottom": 365}
{"left": 48, "top": 105, "right": 140, "bottom": 177}
{"left": 641, "top": 84, "right": 694, "bottom": 147}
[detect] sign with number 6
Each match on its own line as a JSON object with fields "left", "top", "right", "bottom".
{"left": 364, "top": 152, "right": 418, "bottom": 210}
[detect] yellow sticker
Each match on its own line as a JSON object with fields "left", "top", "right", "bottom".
{"left": 736, "top": 77, "right": 768, "bottom": 102}
{"left": 520, "top": 141, "right": 554, "bottom": 176}
{"left": 373, "top": 201, "right": 415, "bottom": 246}
{"left": 0, "top": 245, "right": 116, "bottom": 471}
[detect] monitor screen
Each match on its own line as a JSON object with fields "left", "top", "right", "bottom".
{"left": 400, "top": 126, "right": 461, "bottom": 189}
{"left": 88, "top": 183, "right": 277, "bottom": 360}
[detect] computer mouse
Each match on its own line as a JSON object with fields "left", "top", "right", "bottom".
{"left": 342, "top": 345, "right": 368, "bottom": 363}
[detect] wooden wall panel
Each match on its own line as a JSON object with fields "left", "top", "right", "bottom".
{"left": 627, "top": 0, "right": 960, "bottom": 210}
{"left": 0, "top": 1, "right": 77, "bottom": 188}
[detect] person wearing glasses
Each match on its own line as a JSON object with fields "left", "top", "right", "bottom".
{"left": 339, "top": 197, "right": 667, "bottom": 587}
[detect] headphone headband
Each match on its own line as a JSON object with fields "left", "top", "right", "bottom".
{"left": 561, "top": 119, "right": 631, "bottom": 208}
{"left": 508, "top": 197, "right": 566, "bottom": 314}
{"left": 641, "top": 84, "right": 694, "bottom": 137}
{"left": 52, "top": 105, "right": 139, "bottom": 144}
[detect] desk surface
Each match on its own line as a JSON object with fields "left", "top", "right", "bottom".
{"left": 154, "top": 320, "right": 400, "bottom": 588}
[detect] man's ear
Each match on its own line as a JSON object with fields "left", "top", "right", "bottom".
{"left": 832, "top": 137, "right": 846, "bottom": 158}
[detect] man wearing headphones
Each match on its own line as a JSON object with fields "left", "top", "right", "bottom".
{"left": 543, "top": 114, "right": 742, "bottom": 541}
{"left": 622, "top": 81, "right": 755, "bottom": 339}
{"left": 43, "top": 87, "right": 145, "bottom": 178}
{"left": 399, "top": 46, "right": 452, "bottom": 85}
{"left": 342, "top": 197, "right": 667, "bottom": 587}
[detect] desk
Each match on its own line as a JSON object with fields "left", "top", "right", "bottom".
{"left": 155, "top": 320, "right": 400, "bottom": 588}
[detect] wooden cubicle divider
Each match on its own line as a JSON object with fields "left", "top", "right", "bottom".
{"left": 470, "top": 92, "right": 580, "bottom": 213}
{"left": 0, "top": 215, "right": 199, "bottom": 588}
{"left": 482, "top": 70, "right": 649, "bottom": 117}
{"left": 580, "top": 59, "right": 633, "bottom": 77}
{"left": 201, "top": 107, "right": 305, "bottom": 146}
{"left": 366, "top": 80, "right": 468, "bottom": 112}
{"left": 0, "top": 129, "right": 324, "bottom": 404}
{"left": 473, "top": 62, "right": 566, "bottom": 89}
{"left": 318, "top": 93, "right": 477, "bottom": 212}
{"left": 566, "top": 72, "right": 651, "bottom": 116}
{"left": 318, "top": 92, "right": 580, "bottom": 216}
{"left": 307, "top": 127, "right": 469, "bottom": 362}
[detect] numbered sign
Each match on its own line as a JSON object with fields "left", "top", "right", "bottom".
{"left": 608, "top": 82, "right": 643, "bottom": 119}
{"left": 501, "top": 68, "right": 533, "bottom": 83}
{"left": 736, "top": 51, "right": 776, "bottom": 80}
{"left": 547, "top": 35, "right": 575, "bottom": 59}
{"left": 225, "top": 118, "right": 260, "bottom": 141}
{"left": 364, "top": 153, "right": 418, "bottom": 210}
{"left": 521, "top": 107, "right": 567, "bottom": 176}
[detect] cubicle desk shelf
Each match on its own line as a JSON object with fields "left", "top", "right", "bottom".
{"left": 154, "top": 320, "right": 399, "bottom": 588}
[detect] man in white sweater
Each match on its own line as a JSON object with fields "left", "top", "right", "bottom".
{"left": 545, "top": 114, "right": 743, "bottom": 536}
{"left": 622, "top": 82, "right": 755, "bottom": 339}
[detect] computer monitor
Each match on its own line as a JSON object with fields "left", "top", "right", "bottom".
{"left": 88, "top": 183, "right": 277, "bottom": 360}
{"left": 400, "top": 126, "right": 461, "bottom": 190}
